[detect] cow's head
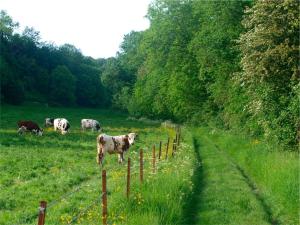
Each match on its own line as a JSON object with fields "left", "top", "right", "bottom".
{"left": 33, "top": 128, "right": 43, "bottom": 136}
{"left": 128, "top": 133, "right": 138, "bottom": 146}
{"left": 45, "top": 118, "right": 54, "bottom": 127}
{"left": 37, "top": 128, "right": 43, "bottom": 136}
{"left": 96, "top": 123, "right": 102, "bottom": 132}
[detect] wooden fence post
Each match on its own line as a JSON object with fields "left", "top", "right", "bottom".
{"left": 152, "top": 145, "right": 156, "bottom": 173}
{"left": 158, "top": 141, "right": 162, "bottom": 160}
{"left": 102, "top": 170, "right": 107, "bottom": 225}
{"left": 127, "top": 158, "right": 131, "bottom": 198}
{"left": 37, "top": 201, "right": 47, "bottom": 225}
{"left": 140, "top": 149, "right": 143, "bottom": 183}
{"left": 165, "top": 137, "right": 170, "bottom": 159}
{"left": 172, "top": 139, "right": 176, "bottom": 157}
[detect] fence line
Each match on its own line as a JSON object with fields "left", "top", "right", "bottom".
{"left": 15, "top": 127, "right": 182, "bottom": 225}
{"left": 69, "top": 193, "right": 103, "bottom": 224}
{"left": 47, "top": 173, "right": 101, "bottom": 210}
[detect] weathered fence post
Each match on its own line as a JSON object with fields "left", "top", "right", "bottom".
{"left": 102, "top": 170, "right": 107, "bottom": 225}
{"left": 37, "top": 201, "right": 47, "bottom": 225}
{"left": 177, "top": 130, "right": 181, "bottom": 147}
{"left": 127, "top": 158, "right": 131, "bottom": 198}
{"left": 152, "top": 145, "right": 156, "bottom": 173}
{"left": 140, "top": 149, "right": 143, "bottom": 183}
{"left": 172, "top": 139, "right": 176, "bottom": 157}
{"left": 165, "top": 137, "right": 170, "bottom": 159}
{"left": 158, "top": 141, "right": 162, "bottom": 160}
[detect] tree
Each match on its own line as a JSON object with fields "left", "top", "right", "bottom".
{"left": 49, "top": 65, "right": 76, "bottom": 106}
{"left": 239, "top": 0, "right": 299, "bottom": 147}
{"left": 0, "top": 10, "right": 18, "bottom": 40}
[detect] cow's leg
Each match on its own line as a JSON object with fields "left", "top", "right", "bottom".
{"left": 18, "top": 127, "right": 25, "bottom": 135}
{"left": 97, "top": 140, "right": 105, "bottom": 165}
{"left": 97, "top": 151, "right": 104, "bottom": 165}
{"left": 118, "top": 153, "right": 124, "bottom": 163}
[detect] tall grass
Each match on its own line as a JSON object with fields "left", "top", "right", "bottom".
{"left": 200, "top": 127, "right": 299, "bottom": 225}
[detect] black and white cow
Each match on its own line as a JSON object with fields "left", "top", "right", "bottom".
{"left": 54, "top": 118, "right": 70, "bottom": 135}
{"left": 81, "top": 119, "right": 101, "bottom": 131}
{"left": 45, "top": 118, "right": 70, "bottom": 134}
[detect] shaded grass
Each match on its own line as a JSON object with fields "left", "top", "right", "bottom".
{"left": 181, "top": 136, "right": 203, "bottom": 225}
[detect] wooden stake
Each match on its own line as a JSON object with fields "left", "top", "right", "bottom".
{"left": 152, "top": 145, "right": 156, "bottom": 173}
{"left": 158, "top": 141, "right": 162, "bottom": 160}
{"left": 165, "top": 137, "right": 170, "bottom": 159}
{"left": 172, "top": 139, "right": 176, "bottom": 157}
{"left": 37, "top": 201, "right": 47, "bottom": 225}
{"left": 127, "top": 158, "right": 131, "bottom": 198}
{"left": 102, "top": 170, "right": 107, "bottom": 225}
{"left": 140, "top": 149, "right": 143, "bottom": 183}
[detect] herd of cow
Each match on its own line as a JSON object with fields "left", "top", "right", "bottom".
{"left": 17, "top": 118, "right": 138, "bottom": 164}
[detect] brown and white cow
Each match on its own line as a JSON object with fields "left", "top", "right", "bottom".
{"left": 96, "top": 133, "right": 137, "bottom": 164}
{"left": 17, "top": 121, "right": 43, "bottom": 136}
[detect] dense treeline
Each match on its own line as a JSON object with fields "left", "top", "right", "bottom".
{"left": 1, "top": 0, "right": 299, "bottom": 149}
{"left": 0, "top": 10, "right": 110, "bottom": 107}
{"left": 114, "top": 0, "right": 299, "bottom": 149}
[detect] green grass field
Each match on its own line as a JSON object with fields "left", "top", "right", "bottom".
{"left": 0, "top": 105, "right": 298, "bottom": 225}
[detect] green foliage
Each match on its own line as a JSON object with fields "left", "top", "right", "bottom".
{"left": 114, "top": 0, "right": 298, "bottom": 149}
{"left": 238, "top": 0, "right": 300, "bottom": 147}
{"left": 49, "top": 65, "right": 76, "bottom": 106}
{"left": 0, "top": 10, "right": 108, "bottom": 107}
{"left": 1, "top": 0, "right": 299, "bottom": 150}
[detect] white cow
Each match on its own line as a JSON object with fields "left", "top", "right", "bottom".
{"left": 81, "top": 119, "right": 101, "bottom": 131}
{"left": 53, "top": 118, "right": 70, "bottom": 135}
{"left": 96, "top": 133, "right": 137, "bottom": 164}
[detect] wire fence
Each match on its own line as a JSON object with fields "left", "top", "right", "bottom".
{"left": 13, "top": 127, "right": 182, "bottom": 225}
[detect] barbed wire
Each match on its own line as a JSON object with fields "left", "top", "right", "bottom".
{"left": 47, "top": 174, "right": 102, "bottom": 210}
{"left": 69, "top": 192, "right": 104, "bottom": 224}
{"left": 14, "top": 210, "right": 39, "bottom": 225}
{"left": 11, "top": 131, "right": 182, "bottom": 225}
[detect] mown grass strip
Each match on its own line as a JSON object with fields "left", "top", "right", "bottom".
{"left": 202, "top": 127, "right": 299, "bottom": 225}
{"left": 185, "top": 128, "right": 271, "bottom": 225}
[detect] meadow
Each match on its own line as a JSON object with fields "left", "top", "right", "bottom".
{"left": 0, "top": 105, "right": 298, "bottom": 225}
{"left": 0, "top": 105, "right": 195, "bottom": 225}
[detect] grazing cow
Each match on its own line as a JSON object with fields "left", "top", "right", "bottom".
{"left": 54, "top": 118, "right": 70, "bottom": 135}
{"left": 17, "top": 121, "right": 43, "bottom": 136}
{"left": 96, "top": 133, "right": 137, "bottom": 164}
{"left": 81, "top": 119, "right": 101, "bottom": 131}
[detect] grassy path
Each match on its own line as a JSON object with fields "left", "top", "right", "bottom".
{"left": 182, "top": 129, "right": 273, "bottom": 225}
